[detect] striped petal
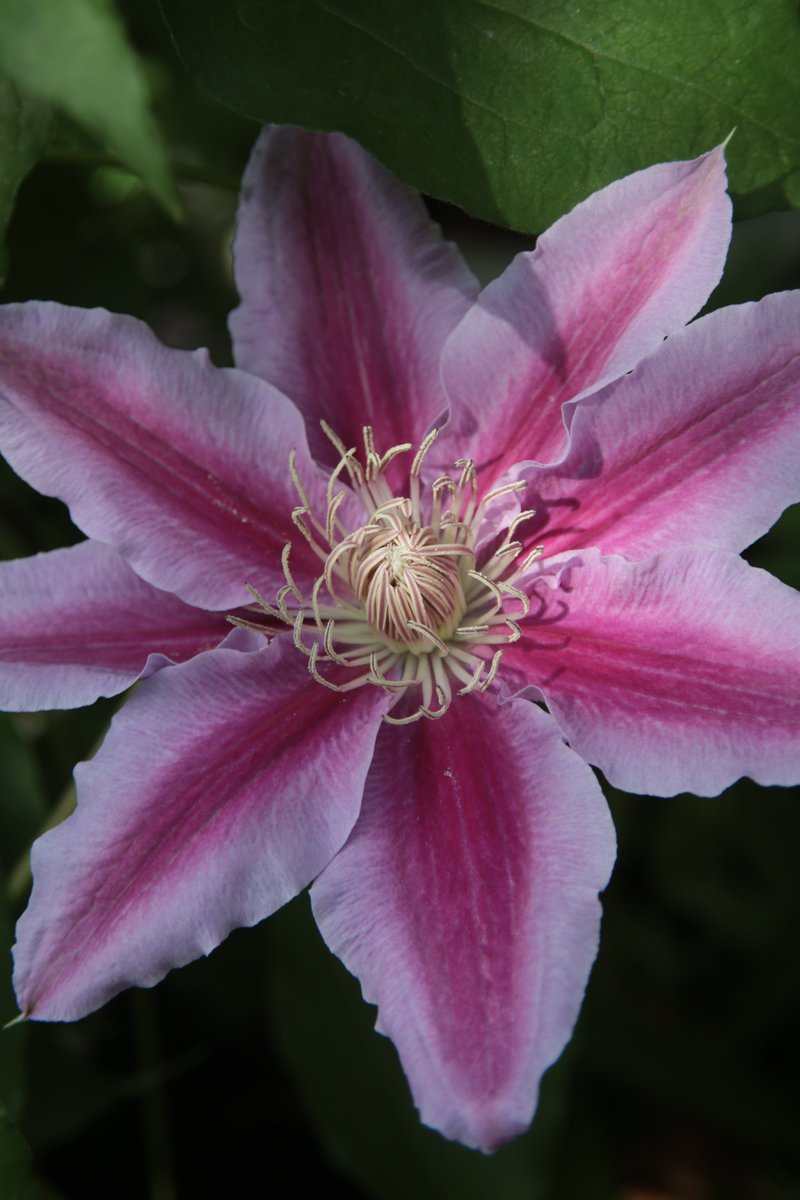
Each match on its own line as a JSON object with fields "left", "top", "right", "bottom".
{"left": 0, "top": 302, "right": 329, "bottom": 610}
{"left": 14, "top": 636, "right": 390, "bottom": 1021}
{"left": 0, "top": 540, "right": 229, "bottom": 710}
{"left": 312, "top": 694, "right": 614, "bottom": 1150}
{"left": 440, "top": 147, "right": 731, "bottom": 484}
{"left": 231, "top": 126, "right": 478, "bottom": 467}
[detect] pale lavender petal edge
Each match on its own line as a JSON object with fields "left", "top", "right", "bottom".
{"left": 312, "top": 694, "right": 615, "bottom": 1151}
{"left": 503, "top": 547, "right": 800, "bottom": 797}
{"left": 439, "top": 146, "right": 731, "bottom": 483}
{"left": 231, "top": 126, "right": 479, "bottom": 467}
{"left": 0, "top": 302, "right": 329, "bottom": 609}
{"left": 14, "top": 636, "right": 390, "bottom": 1021}
{"left": 526, "top": 291, "right": 800, "bottom": 561}
{"left": 0, "top": 539, "right": 230, "bottom": 710}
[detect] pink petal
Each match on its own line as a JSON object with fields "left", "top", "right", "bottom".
{"left": 0, "top": 302, "right": 329, "bottom": 610}
{"left": 13, "top": 637, "right": 390, "bottom": 1021}
{"left": 311, "top": 695, "right": 615, "bottom": 1151}
{"left": 525, "top": 292, "right": 800, "bottom": 560}
{"left": 230, "top": 127, "right": 478, "bottom": 467}
{"left": 504, "top": 548, "right": 800, "bottom": 797}
{"left": 0, "top": 539, "right": 229, "bottom": 710}
{"left": 440, "top": 147, "right": 731, "bottom": 484}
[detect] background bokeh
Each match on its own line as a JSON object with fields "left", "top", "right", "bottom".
{"left": 1, "top": 2, "right": 799, "bottom": 1197}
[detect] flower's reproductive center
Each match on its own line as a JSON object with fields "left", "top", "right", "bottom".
{"left": 234, "top": 425, "right": 543, "bottom": 724}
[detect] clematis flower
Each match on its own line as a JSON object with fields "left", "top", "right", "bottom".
{"left": 1, "top": 126, "right": 799, "bottom": 1152}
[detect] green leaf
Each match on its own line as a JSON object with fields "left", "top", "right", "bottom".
{"left": 0, "top": 0, "right": 179, "bottom": 217}
{"left": 0, "top": 76, "right": 50, "bottom": 283}
{"left": 0, "top": 1106, "right": 61, "bottom": 1200}
{"left": 160, "top": 0, "right": 800, "bottom": 231}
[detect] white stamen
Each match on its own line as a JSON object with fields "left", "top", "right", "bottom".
{"left": 250, "top": 427, "right": 545, "bottom": 722}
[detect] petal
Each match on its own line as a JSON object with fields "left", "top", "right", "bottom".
{"left": 13, "top": 636, "right": 390, "bottom": 1021}
{"left": 504, "top": 548, "right": 800, "bottom": 796}
{"left": 0, "top": 302, "right": 329, "bottom": 609}
{"left": 0, "top": 540, "right": 229, "bottom": 710}
{"left": 230, "top": 127, "right": 478, "bottom": 467}
{"left": 311, "top": 695, "right": 615, "bottom": 1151}
{"left": 525, "top": 292, "right": 800, "bottom": 560}
{"left": 440, "top": 147, "right": 731, "bottom": 484}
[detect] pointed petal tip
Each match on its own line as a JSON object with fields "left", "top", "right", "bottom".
{"left": 2, "top": 1011, "right": 28, "bottom": 1031}
{"left": 314, "top": 696, "right": 614, "bottom": 1153}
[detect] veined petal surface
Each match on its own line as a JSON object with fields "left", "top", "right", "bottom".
{"left": 312, "top": 695, "right": 615, "bottom": 1151}
{"left": 0, "top": 540, "right": 229, "bottom": 710}
{"left": 526, "top": 292, "right": 800, "bottom": 560}
{"left": 505, "top": 549, "right": 800, "bottom": 796}
{"left": 13, "top": 636, "right": 390, "bottom": 1021}
{"left": 230, "top": 126, "right": 479, "bottom": 466}
{"left": 0, "top": 303, "right": 329, "bottom": 609}
{"left": 440, "top": 148, "right": 731, "bottom": 484}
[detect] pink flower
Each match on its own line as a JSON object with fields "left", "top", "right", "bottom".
{"left": 1, "top": 127, "right": 799, "bottom": 1152}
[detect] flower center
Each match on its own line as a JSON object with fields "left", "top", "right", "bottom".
{"left": 351, "top": 516, "right": 469, "bottom": 653}
{"left": 232, "top": 424, "right": 543, "bottom": 725}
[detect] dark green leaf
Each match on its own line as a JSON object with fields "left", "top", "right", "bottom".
{"left": 160, "top": 0, "right": 800, "bottom": 232}
{"left": 0, "top": 76, "right": 50, "bottom": 283}
{"left": 0, "top": 1106, "right": 61, "bottom": 1200}
{"left": 0, "top": 0, "right": 179, "bottom": 217}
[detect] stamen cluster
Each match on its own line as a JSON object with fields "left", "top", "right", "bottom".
{"left": 232, "top": 425, "right": 542, "bottom": 724}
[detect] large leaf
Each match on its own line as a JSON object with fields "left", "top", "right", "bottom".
{"left": 160, "top": 0, "right": 800, "bottom": 231}
{"left": 0, "top": 77, "right": 50, "bottom": 283}
{"left": 0, "top": 0, "right": 178, "bottom": 217}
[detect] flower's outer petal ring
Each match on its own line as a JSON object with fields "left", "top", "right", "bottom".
{"left": 504, "top": 548, "right": 800, "bottom": 797}
{"left": 0, "top": 539, "right": 231, "bottom": 710}
{"left": 230, "top": 126, "right": 479, "bottom": 468}
{"left": 13, "top": 636, "right": 390, "bottom": 1021}
{"left": 312, "top": 695, "right": 615, "bottom": 1152}
{"left": 440, "top": 147, "right": 731, "bottom": 484}
{"left": 524, "top": 292, "right": 800, "bottom": 561}
{"left": 0, "top": 302, "right": 330, "bottom": 610}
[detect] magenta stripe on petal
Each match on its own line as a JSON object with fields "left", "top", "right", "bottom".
{"left": 230, "top": 127, "right": 478, "bottom": 467}
{"left": 524, "top": 292, "right": 800, "bottom": 561}
{"left": 13, "top": 636, "right": 390, "bottom": 1021}
{"left": 312, "top": 695, "right": 614, "bottom": 1151}
{"left": 0, "top": 302, "right": 329, "bottom": 609}
{"left": 505, "top": 548, "right": 800, "bottom": 796}
{"left": 0, "top": 540, "right": 230, "bottom": 710}
{"left": 440, "top": 147, "right": 731, "bottom": 484}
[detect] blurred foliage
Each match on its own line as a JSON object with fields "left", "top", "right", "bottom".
{"left": 0, "top": 78, "right": 50, "bottom": 284}
{"left": 0, "top": 0, "right": 799, "bottom": 1198}
{"left": 0, "top": 0, "right": 179, "bottom": 276}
